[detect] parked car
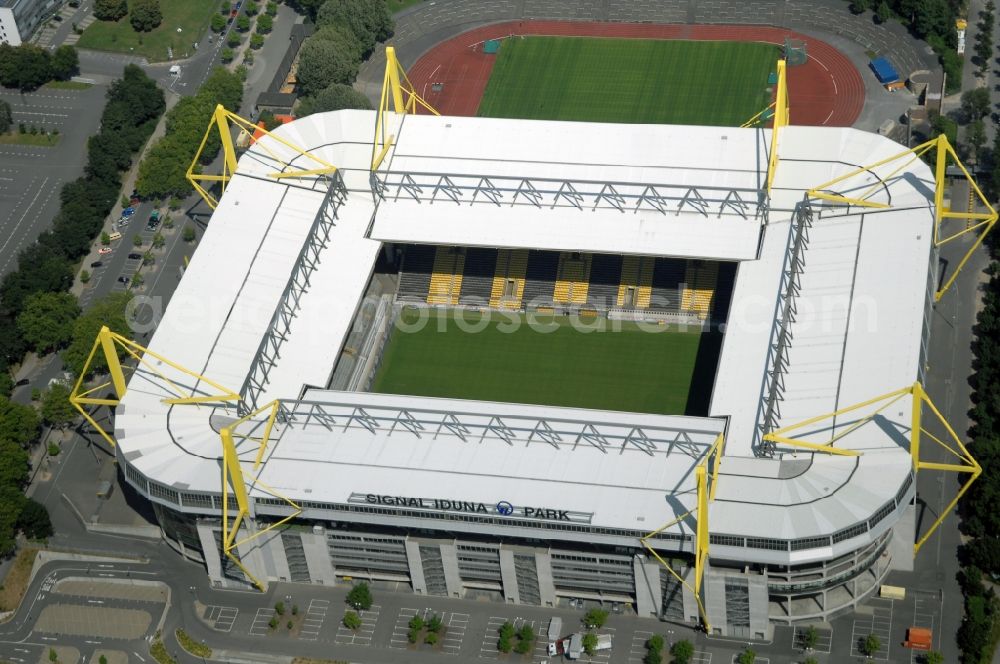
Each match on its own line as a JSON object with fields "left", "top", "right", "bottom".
{"left": 98, "top": 247, "right": 113, "bottom": 255}
{"left": 117, "top": 276, "right": 130, "bottom": 284}
{"left": 127, "top": 253, "right": 142, "bottom": 260}
{"left": 121, "top": 206, "right": 135, "bottom": 217}
{"left": 15, "top": 378, "right": 29, "bottom": 387}
{"left": 90, "top": 260, "right": 103, "bottom": 268}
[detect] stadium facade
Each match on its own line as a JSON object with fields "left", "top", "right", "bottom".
{"left": 90, "top": 66, "right": 987, "bottom": 638}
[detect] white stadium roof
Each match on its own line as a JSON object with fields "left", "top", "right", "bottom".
{"left": 116, "top": 111, "right": 932, "bottom": 560}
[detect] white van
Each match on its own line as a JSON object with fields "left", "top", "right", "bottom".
{"left": 169, "top": 65, "right": 181, "bottom": 76}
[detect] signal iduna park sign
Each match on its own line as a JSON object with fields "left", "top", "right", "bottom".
{"left": 348, "top": 493, "right": 593, "bottom": 524}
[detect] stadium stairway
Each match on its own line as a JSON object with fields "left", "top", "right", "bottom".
{"left": 553, "top": 252, "right": 592, "bottom": 304}
{"left": 681, "top": 261, "right": 719, "bottom": 319}
{"left": 618, "top": 256, "right": 655, "bottom": 309}
{"left": 427, "top": 247, "right": 466, "bottom": 305}
{"left": 588, "top": 254, "right": 623, "bottom": 309}
{"left": 489, "top": 248, "right": 528, "bottom": 309}
{"left": 522, "top": 250, "right": 561, "bottom": 307}
{"left": 397, "top": 245, "right": 436, "bottom": 301}
{"left": 459, "top": 247, "right": 499, "bottom": 304}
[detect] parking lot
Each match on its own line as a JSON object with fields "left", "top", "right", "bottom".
{"left": 0, "top": 85, "right": 107, "bottom": 279}
{"left": 791, "top": 624, "right": 833, "bottom": 654}
{"left": 851, "top": 597, "right": 893, "bottom": 660}
{"left": 389, "top": 607, "right": 471, "bottom": 655}
{"left": 249, "top": 607, "right": 276, "bottom": 637}
{"left": 299, "top": 598, "right": 329, "bottom": 641}
{"left": 335, "top": 603, "right": 380, "bottom": 646}
{"left": 203, "top": 605, "right": 239, "bottom": 632}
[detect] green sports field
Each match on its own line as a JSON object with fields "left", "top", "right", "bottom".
{"left": 477, "top": 37, "right": 779, "bottom": 126}
{"left": 372, "top": 309, "right": 720, "bottom": 415}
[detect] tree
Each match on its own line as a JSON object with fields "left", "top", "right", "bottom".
{"left": 256, "top": 13, "right": 273, "bottom": 33}
{"left": 236, "top": 14, "right": 251, "bottom": 32}
{"left": 346, "top": 582, "right": 372, "bottom": 610}
{"left": 48, "top": 647, "right": 57, "bottom": 662}
{"left": 152, "top": 233, "right": 166, "bottom": 249}
{"left": 427, "top": 614, "right": 443, "bottom": 633}
{"left": 221, "top": 47, "right": 235, "bottom": 63}
{"left": 16, "top": 292, "right": 79, "bottom": 353}
{"left": 408, "top": 615, "right": 423, "bottom": 631}
{"left": 802, "top": 625, "right": 819, "bottom": 651}
{"left": 183, "top": 225, "right": 197, "bottom": 242}
{"left": 129, "top": 0, "right": 162, "bottom": 31}
{"left": 961, "top": 88, "right": 991, "bottom": 122}
{"left": 425, "top": 631, "right": 439, "bottom": 645}
{"left": 967, "top": 119, "right": 987, "bottom": 163}
{"left": 62, "top": 292, "right": 133, "bottom": 377}
{"left": 227, "top": 31, "right": 242, "bottom": 48}
{"left": 211, "top": 13, "right": 226, "bottom": 32}
{"left": 16, "top": 498, "right": 52, "bottom": 539}
{"left": 266, "top": 2, "right": 278, "bottom": 16}
{"left": 875, "top": 1, "right": 890, "bottom": 23}
{"left": 582, "top": 632, "right": 598, "bottom": 656}
{"left": 0, "top": 396, "right": 41, "bottom": 448}
{"left": 670, "top": 639, "right": 694, "bottom": 664}
{"left": 0, "top": 439, "right": 30, "bottom": 488}
{"left": 250, "top": 34, "right": 264, "bottom": 49}
{"left": 862, "top": 633, "right": 881, "bottom": 656}
{"left": 849, "top": 0, "right": 870, "bottom": 13}
{"left": 296, "top": 37, "right": 361, "bottom": 95}
{"left": 315, "top": 0, "right": 393, "bottom": 55}
{"left": 94, "top": 0, "right": 128, "bottom": 21}
{"left": 0, "top": 99, "right": 11, "bottom": 134}
{"left": 737, "top": 649, "right": 755, "bottom": 664}
{"left": 296, "top": 83, "right": 372, "bottom": 117}
{"left": 583, "top": 608, "right": 609, "bottom": 628}
{"left": 99, "top": 656, "right": 108, "bottom": 664}
{"left": 41, "top": 383, "right": 76, "bottom": 429}
{"left": 923, "top": 651, "right": 944, "bottom": 664}
{"left": 6, "top": 45, "right": 53, "bottom": 92}
{"left": 50, "top": 46, "right": 79, "bottom": 81}
{"left": 343, "top": 610, "right": 361, "bottom": 630}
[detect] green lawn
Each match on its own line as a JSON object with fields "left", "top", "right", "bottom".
{"left": 372, "top": 308, "right": 716, "bottom": 415}
{"left": 44, "top": 80, "right": 93, "bottom": 90}
{"left": 386, "top": 0, "right": 426, "bottom": 13}
{"left": 77, "top": 0, "right": 218, "bottom": 62}
{"left": 477, "top": 37, "right": 779, "bottom": 126}
{"left": 0, "top": 132, "right": 60, "bottom": 146}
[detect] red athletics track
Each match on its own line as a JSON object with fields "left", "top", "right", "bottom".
{"left": 406, "top": 22, "right": 864, "bottom": 127}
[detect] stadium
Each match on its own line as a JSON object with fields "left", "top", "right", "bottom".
{"left": 72, "top": 30, "right": 991, "bottom": 638}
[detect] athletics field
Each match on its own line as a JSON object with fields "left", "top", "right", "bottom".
{"left": 477, "top": 36, "right": 780, "bottom": 126}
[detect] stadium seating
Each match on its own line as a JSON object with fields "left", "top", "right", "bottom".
{"left": 649, "top": 258, "right": 685, "bottom": 312}
{"left": 427, "top": 247, "right": 465, "bottom": 304}
{"left": 587, "top": 254, "right": 623, "bottom": 309}
{"left": 397, "top": 244, "right": 435, "bottom": 301}
{"left": 521, "top": 250, "right": 560, "bottom": 306}
{"left": 619, "top": 256, "right": 655, "bottom": 309}
{"left": 680, "top": 261, "right": 719, "bottom": 318}
{"left": 458, "top": 248, "right": 499, "bottom": 303}
{"left": 394, "top": 245, "right": 730, "bottom": 323}
{"left": 488, "top": 249, "right": 528, "bottom": 308}
{"left": 553, "top": 252, "right": 592, "bottom": 304}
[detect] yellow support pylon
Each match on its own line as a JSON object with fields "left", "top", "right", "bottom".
{"left": 69, "top": 327, "right": 301, "bottom": 592}
{"left": 371, "top": 46, "right": 440, "bottom": 171}
{"left": 805, "top": 134, "right": 997, "bottom": 301}
{"left": 186, "top": 105, "right": 339, "bottom": 210}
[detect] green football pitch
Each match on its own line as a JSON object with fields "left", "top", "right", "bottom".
{"left": 477, "top": 36, "right": 779, "bottom": 126}
{"left": 372, "top": 309, "right": 720, "bottom": 415}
